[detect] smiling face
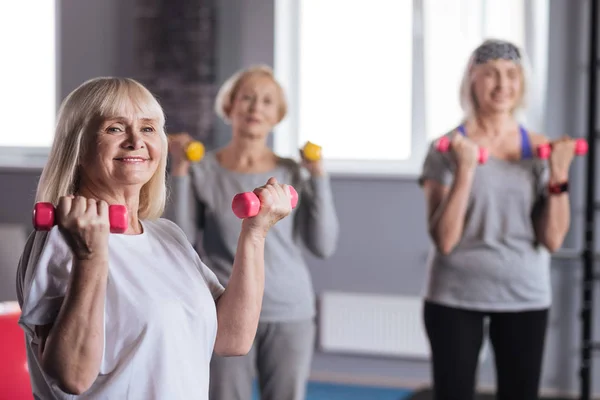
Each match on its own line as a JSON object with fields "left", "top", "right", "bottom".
{"left": 227, "top": 73, "right": 283, "bottom": 140}
{"left": 80, "top": 115, "right": 162, "bottom": 190}
{"left": 78, "top": 90, "right": 166, "bottom": 196}
{"left": 471, "top": 59, "right": 524, "bottom": 114}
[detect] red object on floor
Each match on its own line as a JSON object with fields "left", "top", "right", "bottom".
{"left": 0, "top": 303, "right": 33, "bottom": 400}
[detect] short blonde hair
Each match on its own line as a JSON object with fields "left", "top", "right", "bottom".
{"left": 459, "top": 39, "right": 531, "bottom": 120}
{"left": 214, "top": 64, "right": 288, "bottom": 124}
{"left": 36, "top": 77, "right": 168, "bottom": 220}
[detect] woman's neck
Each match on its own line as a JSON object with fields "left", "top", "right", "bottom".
{"left": 471, "top": 111, "right": 516, "bottom": 138}
{"left": 219, "top": 135, "right": 276, "bottom": 172}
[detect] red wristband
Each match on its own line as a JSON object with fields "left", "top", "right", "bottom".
{"left": 548, "top": 181, "right": 569, "bottom": 195}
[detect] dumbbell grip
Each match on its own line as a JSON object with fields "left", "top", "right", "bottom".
{"left": 185, "top": 141, "right": 205, "bottom": 162}
{"left": 303, "top": 141, "right": 322, "bottom": 162}
{"left": 536, "top": 139, "right": 589, "bottom": 159}
{"left": 435, "top": 136, "right": 488, "bottom": 164}
{"left": 232, "top": 186, "right": 299, "bottom": 219}
{"left": 32, "top": 203, "right": 129, "bottom": 234}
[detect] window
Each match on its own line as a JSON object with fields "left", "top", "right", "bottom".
{"left": 274, "top": 0, "right": 548, "bottom": 177}
{"left": 274, "top": 0, "right": 414, "bottom": 176}
{"left": 0, "top": 1, "right": 56, "bottom": 167}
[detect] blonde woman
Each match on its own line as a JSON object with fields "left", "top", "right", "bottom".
{"left": 15, "top": 77, "right": 293, "bottom": 399}
{"left": 168, "top": 65, "right": 339, "bottom": 400}
{"left": 419, "top": 39, "right": 577, "bottom": 399}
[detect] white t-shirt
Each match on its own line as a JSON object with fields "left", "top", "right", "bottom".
{"left": 16, "top": 218, "right": 225, "bottom": 400}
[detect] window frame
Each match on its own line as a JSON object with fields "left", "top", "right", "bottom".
{"left": 273, "top": 0, "right": 544, "bottom": 179}
{"left": 0, "top": 0, "right": 59, "bottom": 172}
{"left": 273, "top": 0, "right": 428, "bottom": 179}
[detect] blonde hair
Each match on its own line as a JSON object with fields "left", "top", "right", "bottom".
{"left": 459, "top": 39, "right": 531, "bottom": 121}
{"left": 214, "top": 64, "right": 288, "bottom": 124}
{"left": 36, "top": 77, "right": 168, "bottom": 220}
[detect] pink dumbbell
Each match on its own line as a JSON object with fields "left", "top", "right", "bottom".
{"left": 32, "top": 202, "right": 128, "bottom": 234}
{"left": 232, "top": 186, "right": 299, "bottom": 219}
{"left": 435, "top": 136, "right": 489, "bottom": 164}
{"left": 536, "top": 139, "right": 588, "bottom": 159}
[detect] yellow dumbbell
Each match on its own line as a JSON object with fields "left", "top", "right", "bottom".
{"left": 302, "top": 141, "right": 322, "bottom": 162}
{"left": 185, "top": 141, "right": 205, "bottom": 162}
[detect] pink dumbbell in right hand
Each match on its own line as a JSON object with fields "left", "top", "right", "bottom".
{"left": 232, "top": 186, "right": 299, "bottom": 219}
{"left": 32, "top": 202, "right": 129, "bottom": 234}
{"left": 536, "top": 138, "right": 588, "bottom": 159}
{"left": 435, "top": 136, "right": 489, "bottom": 164}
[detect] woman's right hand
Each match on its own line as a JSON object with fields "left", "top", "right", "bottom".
{"left": 242, "top": 177, "right": 293, "bottom": 238}
{"left": 56, "top": 196, "right": 110, "bottom": 261}
{"left": 168, "top": 132, "right": 193, "bottom": 176}
{"left": 450, "top": 132, "right": 479, "bottom": 170}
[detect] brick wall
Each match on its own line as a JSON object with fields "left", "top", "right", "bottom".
{"left": 134, "top": 0, "right": 218, "bottom": 146}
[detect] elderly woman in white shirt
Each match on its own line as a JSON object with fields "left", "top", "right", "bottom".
{"left": 15, "top": 77, "right": 294, "bottom": 400}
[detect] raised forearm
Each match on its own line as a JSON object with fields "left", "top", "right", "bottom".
{"left": 214, "top": 227, "right": 265, "bottom": 356}
{"left": 42, "top": 258, "right": 108, "bottom": 394}
{"left": 430, "top": 168, "right": 474, "bottom": 254}
{"left": 536, "top": 175, "right": 571, "bottom": 252}
{"left": 300, "top": 177, "right": 339, "bottom": 258}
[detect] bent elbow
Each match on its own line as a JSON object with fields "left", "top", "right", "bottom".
{"left": 227, "top": 345, "right": 252, "bottom": 357}
{"left": 213, "top": 328, "right": 255, "bottom": 357}
{"left": 429, "top": 229, "right": 455, "bottom": 256}
{"left": 433, "top": 236, "right": 456, "bottom": 256}
{"left": 437, "top": 242, "right": 455, "bottom": 256}
{"left": 311, "top": 243, "right": 337, "bottom": 259}
{"left": 214, "top": 340, "right": 253, "bottom": 357}
{"left": 539, "top": 231, "right": 566, "bottom": 253}
{"left": 309, "top": 228, "right": 339, "bottom": 259}
{"left": 54, "top": 374, "right": 93, "bottom": 395}
{"left": 544, "top": 239, "right": 562, "bottom": 253}
{"left": 41, "top": 356, "right": 94, "bottom": 395}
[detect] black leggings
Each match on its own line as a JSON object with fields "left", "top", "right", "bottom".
{"left": 424, "top": 301, "right": 549, "bottom": 400}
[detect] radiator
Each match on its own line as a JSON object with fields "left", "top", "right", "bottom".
{"left": 319, "top": 291, "right": 490, "bottom": 361}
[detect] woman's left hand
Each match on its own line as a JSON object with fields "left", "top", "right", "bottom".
{"left": 549, "top": 136, "right": 576, "bottom": 182}
{"left": 242, "top": 177, "right": 294, "bottom": 237}
{"left": 299, "top": 149, "right": 325, "bottom": 177}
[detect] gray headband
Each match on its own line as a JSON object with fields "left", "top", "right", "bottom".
{"left": 473, "top": 41, "right": 521, "bottom": 64}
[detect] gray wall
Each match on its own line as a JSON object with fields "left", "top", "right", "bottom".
{"left": 0, "top": 0, "right": 598, "bottom": 396}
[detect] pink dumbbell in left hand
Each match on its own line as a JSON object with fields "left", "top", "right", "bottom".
{"left": 232, "top": 186, "right": 299, "bottom": 219}
{"left": 536, "top": 139, "right": 588, "bottom": 159}
{"left": 435, "top": 136, "right": 489, "bottom": 164}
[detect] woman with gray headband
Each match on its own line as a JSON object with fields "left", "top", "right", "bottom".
{"left": 418, "top": 39, "right": 578, "bottom": 399}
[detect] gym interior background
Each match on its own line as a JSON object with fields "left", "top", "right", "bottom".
{"left": 1, "top": 0, "right": 600, "bottom": 399}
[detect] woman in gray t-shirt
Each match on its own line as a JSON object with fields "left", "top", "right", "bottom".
{"left": 167, "top": 65, "right": 339, "bottom": 400}
{"left": 419, "top": 39, "right": 577, "bottom": 399}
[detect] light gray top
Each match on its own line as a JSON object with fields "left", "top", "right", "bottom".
{"left": 168, "top": 151, "right": 339, "bottom": 322}
{"left": 418, "top": 130, "right": 551, "bottom": 311}
{"left": 16, "top": 219, "right": 224, "bottom": 400}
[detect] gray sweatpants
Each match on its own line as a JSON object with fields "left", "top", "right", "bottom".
{"left": 209, "top": 318, "right": 316, "bottom": 400}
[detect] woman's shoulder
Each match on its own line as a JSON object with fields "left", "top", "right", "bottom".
{"left": 429, "top": 126, "right": 462, "bottom": 145}
{"left": 144, "top": 218, "right": 188, "bottom": 241}
{"left": 276, "top": 155, "right": 301, "bottom": 171}
{"left": 526, "top": 130, "right": 550, "bottom": 148}
{"left": 191, "top": 150, "right": 218, "bottom": 174}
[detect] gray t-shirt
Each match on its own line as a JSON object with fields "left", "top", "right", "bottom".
{"left": 168, "top": 151, "right": 339, "bottom": 322}
{"left": 419, "top": 131, "right": 551, "bottom": 311}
